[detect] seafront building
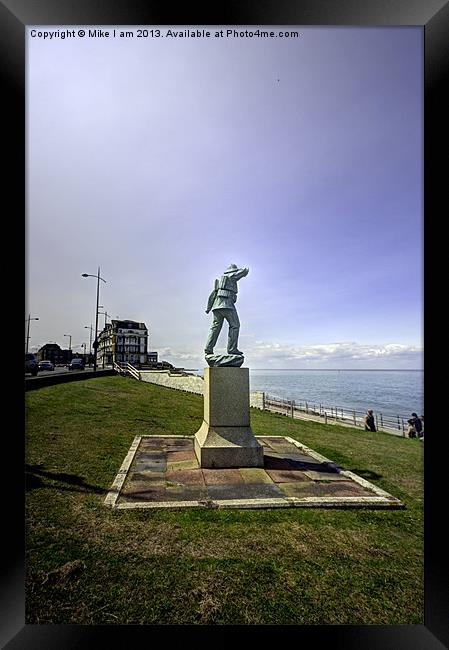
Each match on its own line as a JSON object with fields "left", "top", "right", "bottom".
{"left": 96, "top": 319, "right": 158, "bottom": 367}
{"left": 36, "top": 343, "right": 71, "bottom": 365}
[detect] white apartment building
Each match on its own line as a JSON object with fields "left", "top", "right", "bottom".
{"left": 97, "top": 319, "right": 158, "bottom": 366}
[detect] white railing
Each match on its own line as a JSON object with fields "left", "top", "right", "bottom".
{"left": 113, "top": 361, "right": 141, "bottom": 381}
{"left": 262, "top": 393, "right": 411, "bottom": 436}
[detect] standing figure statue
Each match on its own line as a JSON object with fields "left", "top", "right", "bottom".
{"left": 204, "top": 264, "right": 249, "bottom": 366}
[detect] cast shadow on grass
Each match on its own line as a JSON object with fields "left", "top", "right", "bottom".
{"left": 25, "top": 464, "right": 107, "bottom": 494}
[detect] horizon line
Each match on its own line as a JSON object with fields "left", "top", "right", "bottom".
{"left": 247, "top": 368, "right": 423, "bottom": 371}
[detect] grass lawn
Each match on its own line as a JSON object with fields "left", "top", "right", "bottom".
{"left": 25, "top": 375, "right": 423, "bottom": 624}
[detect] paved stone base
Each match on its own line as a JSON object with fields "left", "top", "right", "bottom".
{"left": 105, "top": 436, "right": 404, "bottom": 510}
{"left": 194, "top": 421, "right": 264, "bottom": 468}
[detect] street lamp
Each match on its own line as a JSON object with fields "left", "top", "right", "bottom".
{"left": 84, "top": 325, "right": 93, "bottom": 365}
{"left": 25, "top": 315, "right": 39, "bottom": 354}
{"left": 82, "top": 267, "right": 106, "bottom": 372}
{"left": 64, "top": 334, "right": 72, "bottom": 363}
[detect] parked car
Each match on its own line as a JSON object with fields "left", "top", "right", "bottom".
{"left": 38, "top": 360, "right": 54, "bottom": 371}
{"left": 25, "top": 353, "right": 39, "bottom": 376}
{"left": 68, "top": 358, "right": 85, "bottom": 371}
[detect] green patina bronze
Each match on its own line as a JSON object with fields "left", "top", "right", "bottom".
{"left": 204, "top": 264, "right": 249, "bottom": 365}
{"left": 205, "top": 353, "right": 245, "bottom": 367}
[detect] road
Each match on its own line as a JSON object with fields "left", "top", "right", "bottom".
{"left": 25, "top": 365, "right": 104, "bottom": 379}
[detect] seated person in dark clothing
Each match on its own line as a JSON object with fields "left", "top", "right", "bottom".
{"left": 419, "top": 415, "right": 424, "bottom": 437}
{"left": 364, "top": 409, "right": 376, "bottom": 432}
{"left": 408, "top": 412, "right": 422, "bottom": 438}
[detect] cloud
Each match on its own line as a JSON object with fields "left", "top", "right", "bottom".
{"left": 157, "top": 347, "right": 201, "bottom": 367}
{"left": 155, "top": 340, "right": 422, "bottom": 369}
{"left": 245, "top": 340, "right": 422, "bottom": 368}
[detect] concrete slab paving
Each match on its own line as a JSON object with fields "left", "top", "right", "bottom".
{"left": 165, "top": 469, "right": 206, "bottom": 486}
{"left": 165, "top": 485, "right": 209, "bottom": 501}
{"left": 137, "top": 451, "right": 166, "bottom": 460}
{"left": 239, "top": 468, "right": 273, "bottom": 484}
{"left": 166, "top": 449, "right": 196, "bottom": 462}
{"left": 202, "top": 468, "right": 245, "bottom": 485}
{"left": 139, "top": 440, "right": 167, "bottom": 450}
{"left": 164, "top": 440, "right": 193, "bottom": 450}
{"left": 121, "top": 486, "right": 168, "bottom": 502}
{"left": 207, "top": 483, "right": 285, "bottom": 500}
{"left": 129, "top": 471, "right": 167, "bottom": 485}
{"left": 279, "top": 481, "right": 371, "bottom": 498}
{"left": 265, "top": 469, "right": 312, "bottom": 483}
{"left": 134, "top": 459, "right": 167, "bottom": 472}
{"left": 106, "top": 435, "right": 404, "bottom": 510}
{"left": 166, "top": 458, "right": 199, "bottom": 471}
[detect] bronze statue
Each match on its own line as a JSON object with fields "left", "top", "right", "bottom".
{"left": 204, "top": 264, "right": 249, "bottom": 366}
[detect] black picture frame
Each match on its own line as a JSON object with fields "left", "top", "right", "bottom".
{"left": 4, "top": 1, "right": 447, "bottom": 647}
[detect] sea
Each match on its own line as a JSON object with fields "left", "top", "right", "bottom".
{"left": 246, "top": 369, "right": 423, "bottom": 418}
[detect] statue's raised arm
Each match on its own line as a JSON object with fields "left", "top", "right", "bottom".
{"left": 204, "top": 264, "right": 249, "bottom": 367}
{"left": 225, "top": 266, "right": 249, "bottom": 281}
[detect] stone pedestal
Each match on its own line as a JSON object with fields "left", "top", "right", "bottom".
{"left": 194, "top": 367, "right": 264, "bottom": 468}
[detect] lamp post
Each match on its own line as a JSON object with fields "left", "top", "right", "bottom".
{"left": 64, "top": 334, "right": 72, "bottom": 363}
{"left": 82, "top": 267, "right": 106, "bottom": 372}
{"left": 25, "top": 315, "right": 39, "bottom": 354}
{"left": 84, "top": 325, "right": 93, "bottom": 366}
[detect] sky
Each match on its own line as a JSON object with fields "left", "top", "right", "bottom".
{"left": 26, "top": 25, "right": 423, "bottom": 369}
